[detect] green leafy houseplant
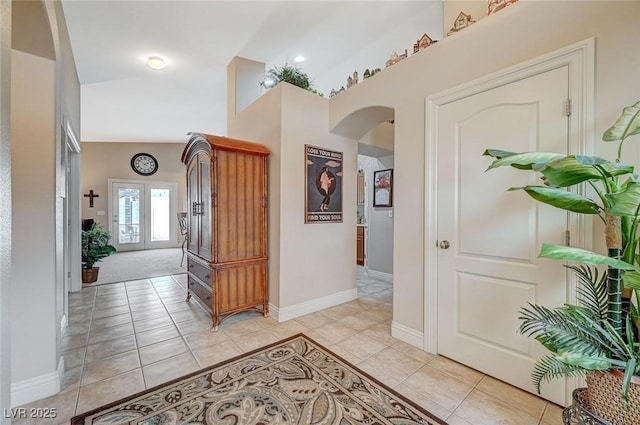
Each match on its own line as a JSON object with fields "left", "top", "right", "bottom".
{"left": 81, "top": 223, "right": 116, "bottom": 282}
{"left": 484, "top": 101, "right": 640, "bottom": 403}
{"left": 260, "top": 63, "right": 323, "bottom": 96}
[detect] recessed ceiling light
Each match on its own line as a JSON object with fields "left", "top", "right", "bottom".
{"left": 263, "top": 77, "right": 275, "bottom": 88}
{"left": 294, "top": 55, "right": 305, "bottom": 63}
{"left": 147, "top": 56, "right": 165, "bottom": 70}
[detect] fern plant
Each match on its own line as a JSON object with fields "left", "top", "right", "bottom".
{"left": 260, "top": 63, "right": 323, "bottom": 96}
{"left": 519, "top": 265, "right": 640, "bottom": 399}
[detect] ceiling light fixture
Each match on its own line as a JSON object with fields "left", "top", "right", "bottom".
{"left": 294, "top": 55, "right": 305, "bottom": 63}
{"left": 263, "top": 77, "right": 275, "bottom": 88}
{"left": 147, "top": 56, "right": 166, "bottom": 70}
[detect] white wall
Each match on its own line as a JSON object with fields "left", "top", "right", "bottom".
{"left": 328, "top": 0, "right": 640, "bottom": 335}
{"left": 0, "top": 2, "right": 11, "bottom": 419}
{"left": 10, "top": 49, "right": 59, "bottom": 400}
{"left": 366, "top": 155, "right": 394, "bottom": 276}
{"left": 227, "top": 56, "right": 265, "bottom": 126}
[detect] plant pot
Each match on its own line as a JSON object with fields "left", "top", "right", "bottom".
{"left": 564, "top": 388, "right": 608, "bottom": 425}
{"left": 82, "top": 267, "right": 99, "bottom": 284}
{"left": 585, "top": 370, "right": 640, "bottom": 425}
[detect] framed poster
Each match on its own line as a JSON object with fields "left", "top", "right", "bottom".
{"left": 305, "top": 144, "right": 343, "bottom": 223}
{"left": 373, "top": 169, "right": 393, "bottom": 207}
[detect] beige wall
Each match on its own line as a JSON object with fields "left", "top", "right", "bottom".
{"left": 0, "top": 2, "right": 10, "bottom": 418}
{"left": 328, "top": 1, "right": 640, "bottom": 335}
{"left": 11, "top": 49, "right": 57, "bottom": 386}
{"left": 81, "top": 142, "right": 187, "bottom": 243}
{"left": 9, "top": 0, "right": 82, "bottom": 406}
{"left": 228, "top": 83, "right": 357, "bottom": 314}
{"left": 227, "top": 85, "right": 283, "bottom": 306}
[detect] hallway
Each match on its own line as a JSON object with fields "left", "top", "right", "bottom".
{"left": 15, "top": 270, "right": 562, "bottom": 425}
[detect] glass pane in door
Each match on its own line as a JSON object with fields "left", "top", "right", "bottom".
{"left": 150, "top": 188, "right": 170, "bottom": 242}
{"left": 118, "top": 188, "right": 141, "bottom": 244}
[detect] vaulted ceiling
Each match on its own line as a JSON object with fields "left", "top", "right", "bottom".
{"left": 61, "top": 1, "right": 444, "bottom": 143}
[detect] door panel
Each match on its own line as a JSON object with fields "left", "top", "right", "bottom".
{"left": 146, "top": 184, "right": 176, "bottom": 249}
{"left": 111, "top": 180, "right": 176, "bottom": 252}
{"left": 437, "top": 66, "right": 569, "bottom": 404}
{"left": 113, "top": 183, "right": 145, "bottom": 251}
{"left": 199, "top": 155, "right": 212, "bottom": 261}
{"left": 187, "top": 160, "right": 199, "bottom": 255}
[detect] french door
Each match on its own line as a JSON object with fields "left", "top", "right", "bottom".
{"left": 109, "top": 179, "right": 177, "bottom": 251}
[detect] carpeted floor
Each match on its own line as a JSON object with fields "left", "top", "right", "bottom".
{"left": 71, "top": 333, "right": 446, "bottom": 425}
{"left": 87, "top": 248, "right": 186, "bottom": 286}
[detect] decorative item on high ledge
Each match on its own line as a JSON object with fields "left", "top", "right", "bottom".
{"left": 447, "top": 12, "right": 476, "bottom": 36}
{"left": 81, "top": 222, "right": 116, "bottom": 283}
{"left": 413, "top": 33, "right": 436, "bottom": 53}
{"left": 385, "top": 49, "right": 408, "bottom": 68}
{"left": 488, "top": 0, "right": 519, "bottom": 15}
{"left": 484, "top": 100, "right": 640, "bottom": 424}
{"left": 260, "top": 62, "right": 323, "bottom": 96}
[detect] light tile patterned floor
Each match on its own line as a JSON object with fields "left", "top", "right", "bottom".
{"left": 14, "top": 268, "right": 564, "bottom": 425}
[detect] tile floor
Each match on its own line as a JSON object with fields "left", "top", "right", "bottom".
{"left": 14, "top": 268, "right": 564, "bottom": 425}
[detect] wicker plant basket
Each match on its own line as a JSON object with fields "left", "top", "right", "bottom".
{"left": 585, "top": 370, "right": 640, "bottom": 425}
{"left": 81, "top": 267, "right": 99, "bottom": 284}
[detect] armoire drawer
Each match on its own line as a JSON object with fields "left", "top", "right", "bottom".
{"left": 187, "top": 257, "right": 212, "bottom": 283}
{"left": 188, "top": 276, "right": 213, "bottom": 313}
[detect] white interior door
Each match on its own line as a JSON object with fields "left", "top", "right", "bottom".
{"left": 436, "top": 66, "right": 570, "bottom": 404}
{"left": 110, "top": 180, "right": 177, "bottom": 252}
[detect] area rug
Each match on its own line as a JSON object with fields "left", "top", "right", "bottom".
{"left": 71, "top": 334, "right": 446, "bottom": 425}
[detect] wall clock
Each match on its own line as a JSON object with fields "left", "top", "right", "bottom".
{"left": 131, "top": 153, "right": 158, "bottom": 176}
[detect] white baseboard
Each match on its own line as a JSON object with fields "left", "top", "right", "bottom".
{"left": 11, "top": 357, "right": 63, "bottom": 407}
{"left": 271, "top": 288, "right": 358, "bottom": 322}
{"left": 367, "top": 269, "right": 393, "bottom": 283}
{"left": 391, "top": 321, "right": 424, "bottom": 349}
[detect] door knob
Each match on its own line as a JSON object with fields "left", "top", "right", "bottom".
{"left": 439, "top": 240, "right": 450, "bottom": 250}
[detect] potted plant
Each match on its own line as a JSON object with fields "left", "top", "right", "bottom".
{"left": 260, "top": 62, "right": 323, "bottom": 96}
{"left": 81, "top": 222, "right": 116, "bottom": 283}
{"left": 484, "top": 100, "right": 640, "bottom": 424}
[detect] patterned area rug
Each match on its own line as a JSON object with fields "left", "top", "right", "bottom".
{"left": 71, "top": 334, "right": 446, "bottom": 425}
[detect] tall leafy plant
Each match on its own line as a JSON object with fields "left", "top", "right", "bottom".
{"left": 484, "top": 100, "right": 640, "bottom": 398}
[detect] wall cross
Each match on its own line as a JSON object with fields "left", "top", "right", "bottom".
{"left": 83, "top": 190, "right": 99, "bottom": 208}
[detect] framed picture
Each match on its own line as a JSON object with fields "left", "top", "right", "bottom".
{"left": 373, "top": 169, "right": 393, "bottom": 207}
{"left": 305, "top": 144, "right": 343, "bottom": 223}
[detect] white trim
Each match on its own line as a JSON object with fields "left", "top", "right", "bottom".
{"left": 60, "top": 314, "right": 67, "bottom": 334}
{"left": 65, "top": 119, "right": 80, "bottom": 153}
{"left": 424, "top": 38, "right": 594, "bottom": 406}
{"left": 270, "top": 288, "right": 358, "bottom": 322}
{"left": 391, "top": 321, "right": 424, "bottom": 350}
{"left": 11, "top": 357, "right": 63, "bottom": 407}
{"left": 366, "top": 269, "right": 392, "bottom": 284}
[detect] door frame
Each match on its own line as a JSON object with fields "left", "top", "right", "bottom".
{"left": 424, "top": 38, "right": 594, "bottom": 403}
{"left": 107, "top": 178, "right": 178, "bottom": 251}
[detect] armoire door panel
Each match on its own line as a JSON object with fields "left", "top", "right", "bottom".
{"left": 199, "top": 156, "right": 212, "bottom": 261}
{"left": 182, "top": 133, "right": 270, "bottom": 331}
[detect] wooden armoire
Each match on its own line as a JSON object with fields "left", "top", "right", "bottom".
{"left": 181, "top": 133, "right": 269, "bottom": 330}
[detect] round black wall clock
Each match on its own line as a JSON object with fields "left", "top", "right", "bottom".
{"left": 131, "top": 153, "right": 158, "bottom": 176}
